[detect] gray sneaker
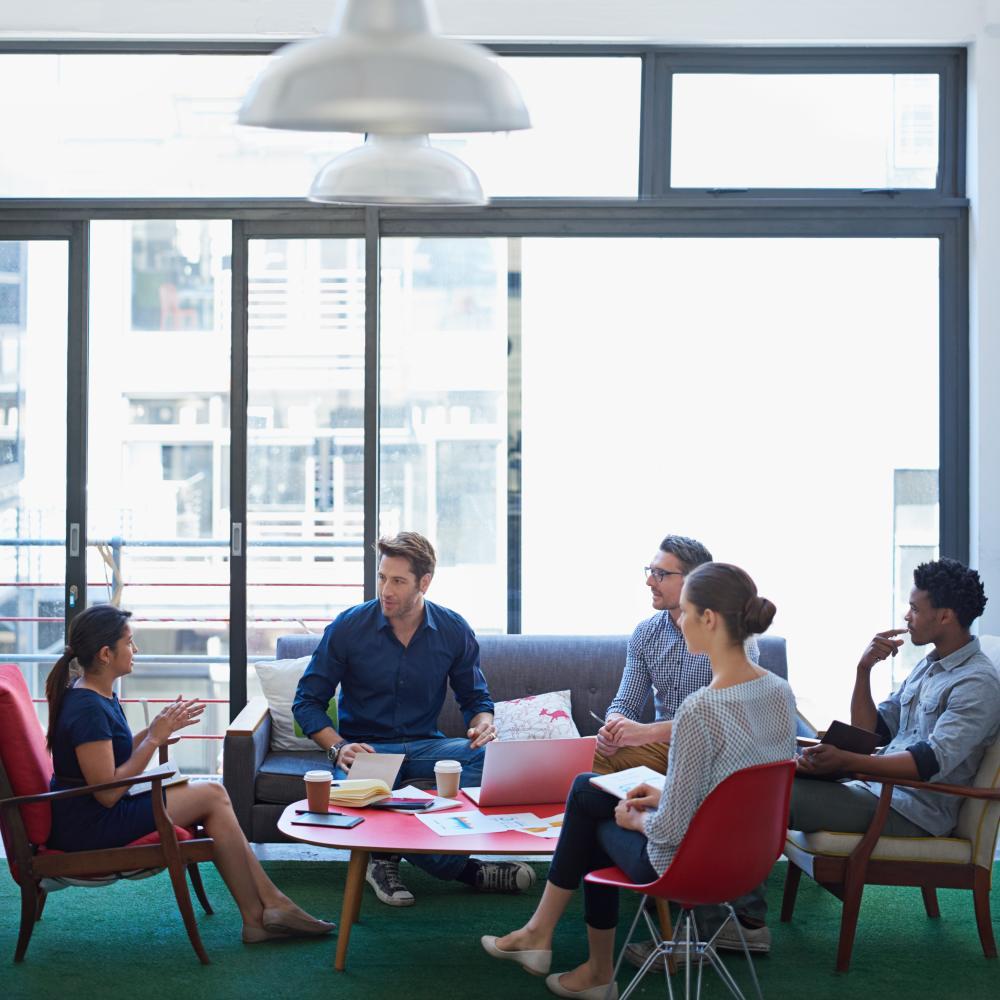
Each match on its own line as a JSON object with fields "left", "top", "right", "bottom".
{"left": 714, "top": 921, "right": 771, "bottom": 954}
{"left": 366, "top": 855, "right": 415, "bottom": 907}
{"left": 623, "top": 939, "right": 694, "bottom": 972}
{"left": 473, "top": 861, "right": 537, "bottom": 893}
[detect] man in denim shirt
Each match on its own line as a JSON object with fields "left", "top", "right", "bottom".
{"left": 794, "top": 558, "right": 1000, "bottom": 837}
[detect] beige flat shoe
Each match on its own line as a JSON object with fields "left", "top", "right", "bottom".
{"left": 481, "top": 934, "right": 552, "bottom": 975}
{"left": 545, "top": 972, "right": 619, "bottom": 1000}
{"left": 262, "top": 907, "right": 336, "bottom": 937}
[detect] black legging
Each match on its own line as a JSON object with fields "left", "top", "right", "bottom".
{"left": 546, "top": 773, "right": 658, "bottom": 929}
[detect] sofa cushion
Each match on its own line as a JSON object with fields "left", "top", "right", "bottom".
{"left": 255, "top": 750, "right": 331, "bottom": 805}
{"left": 254, "top": 657, "right": 338, "bottom": 751}
{"left": 494, "top": 690, "right": 581, "bottom": 741}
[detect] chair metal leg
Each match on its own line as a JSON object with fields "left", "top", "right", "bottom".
{"left": 723, "top": 905, "right": 764, "bottom": 1000}
{"left": 187, "top": 862, "right": 214, "bottom": 915}
{"left": 780, "top": 863, "right": 801, "bottom": 922}
{"left": 973, "top": 868, "right": 998, "bottom": 959}
{"left": 921, "top": 886, "right": 940, "bottom": 918}
{"left": 14, "top": 880, "right": 40, "bottom": 962}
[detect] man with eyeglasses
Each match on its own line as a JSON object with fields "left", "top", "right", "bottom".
{"left": 596, "top": 535, "right": 767, "bottom": 965}
{"left": 595, "top": 535, "right": 761, "bottom": 777}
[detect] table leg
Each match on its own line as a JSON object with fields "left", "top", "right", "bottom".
{"left": 335, "top": 848, "right": 369, "bottom": 972}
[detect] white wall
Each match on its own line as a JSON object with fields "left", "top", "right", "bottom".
{"left": 4, "top": 0, "right": 1000, "bottom": 631}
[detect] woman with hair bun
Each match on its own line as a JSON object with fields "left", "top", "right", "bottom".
{"left": 46, "top": 604, "right": 334, "bottom": 944}
{"left": 482, "top": 564, "right": 797, "bottom": 1000}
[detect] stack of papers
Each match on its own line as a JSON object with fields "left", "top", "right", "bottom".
{"left": 385, "top": 785, "right": 462, "bottom": 813}
{"left": 415, "top": 810, "right": 559, "bottom": 838}
{"left": 589, "top": 765, "right": 666, "bottom": 800}
{"left": 328, "top": 778, "right": 392, "bottom": 807}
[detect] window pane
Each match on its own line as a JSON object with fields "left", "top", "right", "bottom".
{"left": 380, "top": 238, "right": 508, "bottom": 633}
{"left": 0, "top": 53, "right": 640, "bottom": 198}
{"left": 246, "top": 238, "right": 366, "bottom": 684}
{"left": 88, "top": 221, "right": 231, "bottom": 774}
{"left": 0, "top": 241, "right": 67, "bottom": 719}
{"left": 433, "top": 57, "right": 641, "bottom": 197}
{"left": 671, "top": 74, "right": 939, "bottom": 188}
{"left": 0, "top": 54, "right": 357, "bottom": 197}
{"left": 520, "top": 237, "right": 938, "bottom": 723}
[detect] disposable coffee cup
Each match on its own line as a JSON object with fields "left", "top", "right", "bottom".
{"left": 434, "top": 759, "right": 462, "bottom": 799}
{"left": 304, "top": 769, "right": 332, "bottom": 812}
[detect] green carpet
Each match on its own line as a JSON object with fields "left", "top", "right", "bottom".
{"left": 2, "top": 861, "right": 999, "bottom": 999}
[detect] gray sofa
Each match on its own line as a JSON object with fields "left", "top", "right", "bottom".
{"left": 223, "top": 633, "right": 789, "bottom": 843}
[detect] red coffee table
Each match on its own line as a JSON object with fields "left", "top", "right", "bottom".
{"left": 278, "top": 791, "right": 563, "bottom": 970}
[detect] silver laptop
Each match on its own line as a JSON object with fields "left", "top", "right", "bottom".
{"left": 464, "top": 736, "right": 597, "bottom": 807}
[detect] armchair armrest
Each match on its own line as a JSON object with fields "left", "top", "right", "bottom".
{"left": 224, "top": 695, "right": 272, "bottom": 839}
{"left": 853, "top": 773, "right": 1000, "bottom": 801}
{"left": 0, "top": 766, "right": 177, "bottom": 808}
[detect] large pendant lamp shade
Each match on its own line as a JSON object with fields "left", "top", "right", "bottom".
{"left": 239, "top": 0, "right": 531, "bottom": 134}
{"left": 309, "top": 135, "right": 486, "bottom": 205}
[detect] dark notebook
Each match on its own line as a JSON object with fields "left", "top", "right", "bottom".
{"left": 797, "top": 720, "right": 880, "bottom": 781}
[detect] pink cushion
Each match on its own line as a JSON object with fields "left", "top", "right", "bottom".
{"left": 0, "top": 664, "right": 54, "bottom": 848}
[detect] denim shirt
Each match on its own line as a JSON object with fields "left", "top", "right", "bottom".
{"left": 855, "top": 637, "right": 1000, "bottom": 836}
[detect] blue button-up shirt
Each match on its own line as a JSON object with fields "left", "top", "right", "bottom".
{"left": 606, "top": 611, "right": 760, "bottom": 723}
{"left": 292, "top": 599, "right": 493, "bottom": 743}
{"left": 855, "top": 637, "right": 1000, "bottom": 836}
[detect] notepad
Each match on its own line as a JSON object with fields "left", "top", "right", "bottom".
{"left": 589, "top": 765, "right": 666, "bottom": 800}
{"left": 327, "top": 778, "right": 392, "bottom": 807}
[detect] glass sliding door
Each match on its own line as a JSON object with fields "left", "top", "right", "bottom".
{"left": 518, "top": 236, "right": 939, "bottom": 722}
{"left": 0, "top": 239, "right": 68, "bottom": 716}
{"left": 88, "top": 220, "right": 232, "bottom": 773}
{"left": 245, "top": 238, "right": 366, "bottom": 692}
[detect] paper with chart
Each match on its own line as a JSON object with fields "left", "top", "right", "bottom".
{"left": 518, "top": 813, "right": 565, "bottom": 838}
{"left": 415, "top": 811, "right": 544, "bottom": 837}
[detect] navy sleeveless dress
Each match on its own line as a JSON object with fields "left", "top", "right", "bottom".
{"left": 48, "top": 687, "right": 158, "bottom": 851}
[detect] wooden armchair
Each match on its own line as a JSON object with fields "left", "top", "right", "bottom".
{"left": 0, "top": 663, "right": 215, "bottom": 963}
{"left": 782, "top": 733, "right": 1000, "bottom": 972}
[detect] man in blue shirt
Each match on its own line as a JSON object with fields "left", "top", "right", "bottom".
{"left": 293, "top": 531, "right": 535, "bottom": 907}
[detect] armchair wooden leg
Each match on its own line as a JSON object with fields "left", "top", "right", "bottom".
{"left": 921, "top": 886, "right": 940, "bottom": 918}
{"left": 165, "top": 860, "right": 210, "bottom": 965}
{"left": 14, "top": 880, "right": 41, "bottom": 962}
{"left": 35, "top": 888, "right": 47, "bottom": 921}
{"left": 187, "top": 863, "right": 214, "bottom": 915}
{"left": 780, "top": 863, "right": 802, "bottom": 923}
{"left": 835, "top": 879, "right": 864, "bottom": 973}
{"left": 972, "top": 868, "right": 998, "bottom": 959}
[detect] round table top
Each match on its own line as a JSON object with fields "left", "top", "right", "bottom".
{"left": 277, "top": 792, "right": 564, "bottom": 855}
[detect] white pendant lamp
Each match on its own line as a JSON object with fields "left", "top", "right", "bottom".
{"left": 308, "top": 134, "right": 486, "bottom": 205}
{"left": 239, "top": 0, "right": 531, "bottom": 135}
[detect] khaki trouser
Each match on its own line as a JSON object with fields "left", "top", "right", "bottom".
{"left": 592, "top": 740, "right": 669, "bottom": 776}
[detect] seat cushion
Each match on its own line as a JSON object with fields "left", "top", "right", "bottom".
{"left": 785, "top": 828, "right": 972, "bottom": 864}
{"left": 255, "top": 750, "right": 330, "bottom": 805}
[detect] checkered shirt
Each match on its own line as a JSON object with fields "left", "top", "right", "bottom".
{"left": 605, "top": 611, "right": 760, "bottom": 722}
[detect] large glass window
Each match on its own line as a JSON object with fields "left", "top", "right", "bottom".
{"left": 380, "top": 239, "right": 509, "bottom": 633}
{"left": 0, "top": 240, "right": 67, "bottom": 712}
{"left": 88, "top": 220, "right": 231, "bottom": 773}
{"left": 671, "top": 74, "right": 939, "bottom": 189}
{"left": 519, "top": 236, "right": 939, "bottom": 722}
{"left": 245, "top": 238, "right": 366, "bottom": 689}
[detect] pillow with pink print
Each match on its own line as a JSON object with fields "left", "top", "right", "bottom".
{"left": 493, "top": 690, "right": 580, "bottom": 741}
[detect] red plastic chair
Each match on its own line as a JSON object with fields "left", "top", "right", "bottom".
{"left": 586, "top": 759, "right": 796, "bottom": 1000}
{"left": 0, "top": 664, "right": 215, "bottom": 963}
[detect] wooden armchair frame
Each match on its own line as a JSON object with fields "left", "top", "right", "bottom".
{"left": 0, "top": 758, "right": 215, "bottom": 964}
{"left": 781, "top": 773, "right": 1000, "bottom": 972}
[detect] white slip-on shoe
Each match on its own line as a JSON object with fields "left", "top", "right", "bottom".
{"left": 545, "top": 972, "right": 619, "bottom": 999}
{"left": 481, "top": 935, "right": 552, "bottom": 975}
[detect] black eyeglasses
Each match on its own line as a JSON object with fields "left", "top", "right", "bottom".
{"left": 644, "top": 566, "right": 684, "bottom": 583}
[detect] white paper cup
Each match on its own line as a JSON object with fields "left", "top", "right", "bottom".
{"left": 304, "top": 769, "right": 332, "bottom": 812}
{"left": 434, "top": 759, "right": 462, "bottom": 798}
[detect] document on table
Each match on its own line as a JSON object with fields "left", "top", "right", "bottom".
{"left": 389, "top": 785, "right": 463, "bottom": 813}
{"left": 415, "top": 811, "right": 543, "bottom": 837}
{"left": 518, "top": 813, "right": 565, "bottom": 839}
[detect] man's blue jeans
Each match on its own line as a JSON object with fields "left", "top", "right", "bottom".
{"left": 335, "top": 736, "right": 486, "bottom": 880}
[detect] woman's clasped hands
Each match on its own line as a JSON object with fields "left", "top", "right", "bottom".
{"left": 149, "top": 696, "right": 206, "bottom": 746}
{"left": 614, "top": 781, "right": 662, "bottom": 833}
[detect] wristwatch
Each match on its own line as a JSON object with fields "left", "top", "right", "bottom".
{"left": 326, "top": 740, "right": 349, "bottom": 768}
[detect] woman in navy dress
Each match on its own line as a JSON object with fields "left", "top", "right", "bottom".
{"left": 46, "top": 604, "right": 334, "bottom": 944}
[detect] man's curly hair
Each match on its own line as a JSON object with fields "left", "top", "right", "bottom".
{"left": 913, "top": 558, "right": 988, "bottom": 628}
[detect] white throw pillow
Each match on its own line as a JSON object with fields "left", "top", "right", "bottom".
{"left": 493, "top": 690, "right": 580, "bottom": 741}
{"left": 254, "top": 656, "right": 337, "bottom": 752}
